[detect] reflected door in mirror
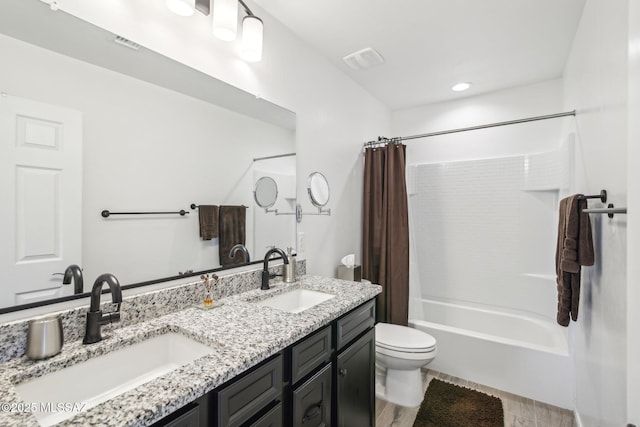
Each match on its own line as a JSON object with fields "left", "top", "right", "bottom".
{"left": 0, "top": 95, "right": 82, "bottom": 307}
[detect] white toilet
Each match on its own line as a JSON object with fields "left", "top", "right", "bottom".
{"left": 375, "top": 322, "right": 437, "bottom": 407}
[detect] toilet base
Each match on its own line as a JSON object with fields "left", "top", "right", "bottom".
{"left": 376, "top": 368, "right": 424, "bottom": 408}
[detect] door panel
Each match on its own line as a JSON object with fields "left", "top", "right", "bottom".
{"left": 16, "top": 166, "right": 61, "bottom": 262}
{"left": 0, "top": 94, "right": 82, "bottom": 307}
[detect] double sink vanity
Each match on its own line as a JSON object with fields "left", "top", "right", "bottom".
{"left": 0, "top": 266, "right": 381, "bottom": 427}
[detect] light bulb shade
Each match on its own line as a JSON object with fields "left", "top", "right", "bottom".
{"left": 213, "top": 0, "right": 238, "bottom": 41}
{"left": 242, "top": 15, "right": 263, "bottom": 62}
{"left": 166, "top": 0, "right": 195, "bottom": 16}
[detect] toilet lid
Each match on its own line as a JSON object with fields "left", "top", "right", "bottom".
{"left": 375, "top": 323, "right": 436, "bottom": 352}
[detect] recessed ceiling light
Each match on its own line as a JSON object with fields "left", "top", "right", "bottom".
{"left": 451, "top": 82, "right": 472, "bottom": 92}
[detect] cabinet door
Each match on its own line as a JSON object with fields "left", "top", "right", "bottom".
{"left": 335, "top": 328, "right": 375, "bottom": 427}
{"left": 292, "top": 363, "right": 332, "bottom": 427}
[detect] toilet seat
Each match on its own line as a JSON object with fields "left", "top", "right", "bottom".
{"left": 376, "top": 344, "right": 436, "bottom": 361}
{"left": 375, "top": 323, "right": 436, "bottom": 353}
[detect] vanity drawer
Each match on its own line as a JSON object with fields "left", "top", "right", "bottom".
{"left": 292, "top": 363, "right": 332, "bottom": 427}
{"left": 248, "top": 402, "right": 282, "bottom": 427}
{"left": 335, "top": 299, "right": 375, "bottom": 350}
{"left": 154, "top": 402, "right": 200, "bottom": 427}
{"left": 215, "top": 354, "right": 283, "bottom": 427}
{"left": 290, "top": 325, "right": 332, "bottom": 384}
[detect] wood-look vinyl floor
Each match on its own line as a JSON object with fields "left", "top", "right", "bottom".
{"left": 375, "top": 369, "right": 575, "bottom": 427}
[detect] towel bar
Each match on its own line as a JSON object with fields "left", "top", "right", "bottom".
{"left": 578, "top": 190, "right": 607, "bottom": 203}
{"left": 582, "top": 204, "right": 627, "bottom": 218}
{"left": 101, "top": 210, "right": 189, "bottom": 218}
{"left": 191, "top": 204, "right": 248, "bottom": 209}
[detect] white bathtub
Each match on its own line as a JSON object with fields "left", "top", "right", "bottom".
{"left": 409, "top": 298, "right": 573, "bottom": 409}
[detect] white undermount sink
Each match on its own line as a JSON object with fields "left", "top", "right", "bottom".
{"left": 14, "top": 332, "right": 215, "bottom": 427}
{"left": 254, "top": 288, "right": 335, "bottom": 313}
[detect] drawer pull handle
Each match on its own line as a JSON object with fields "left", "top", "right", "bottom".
{"left": 339, "top": 368, "right": 348, "bottom": 377}
{"left": 302, "top": 401, "right": 322, "bottom": 422}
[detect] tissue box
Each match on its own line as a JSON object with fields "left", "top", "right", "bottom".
{"left": 337, "top": 265, "right": 362, "bottom": 282}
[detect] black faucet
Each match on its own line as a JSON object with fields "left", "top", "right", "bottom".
{"left": 229, "top": 244, "right": 251, "bottom": 263}
{"left": 62, "top": 264, "right": 84, "bottom": 295}
{"left": 261, "top": 247, "right": 289, "bottom": 290}
{"left": 83, "top": 274, "right": 123, "bottom": 345}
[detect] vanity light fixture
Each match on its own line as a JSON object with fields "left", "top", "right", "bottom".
{"left": 212, "top": 0, "right": 238, "bottom": 41}
{"left": 241, "top": 14, "right": 263, "bottom": 62}
{"left": 167, "top": 0, "right": 264, "bottom": 62}
{"left": 166, "top": 0, "right": 195, "bottom": 16}
{"left": 451, "top": 82, "right": 472, "bottom": 92}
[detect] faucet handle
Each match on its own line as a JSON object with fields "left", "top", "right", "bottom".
{"left": 105, "top": 312, "right": 121, "bottom": 324}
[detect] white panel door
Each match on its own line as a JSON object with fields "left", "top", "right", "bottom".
{"left": 0, "top": 94, "right": 82, "bottom": 307}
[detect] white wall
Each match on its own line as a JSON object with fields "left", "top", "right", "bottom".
{"left": 627, "top": 0, "right": 640, "bottom": 424}
{"left": 1, "top": 34, "right": 294, "bottom": 287}
{"left": 392, "top": 79, "right": 565, "bottom": 164}
{"left": 563, "top": 0, "right": 628, "bottom": 425}
{"left": 56, "top": 0, "right": 391, "bottom": 277}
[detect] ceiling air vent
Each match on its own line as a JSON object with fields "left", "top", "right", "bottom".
{"left": 342, "top": 47, "right": 384, "bottom": 70}
{"left": 114, "top": 36, "right": 140, "bottom": 51}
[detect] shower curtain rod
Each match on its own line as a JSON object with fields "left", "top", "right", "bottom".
{"left": 253, "top": 152, "right": 296, "bottom": 162}
{"left": 364, "top": 110, "right": 576, "bottom": 146}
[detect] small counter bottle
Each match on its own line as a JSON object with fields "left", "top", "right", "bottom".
{"left": 283, "top": 246, "right": 296, "bottom": 283}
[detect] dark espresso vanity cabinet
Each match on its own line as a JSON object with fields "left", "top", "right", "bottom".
{"left": 152, "top": 299, "right": 375, "bottom": 427}
{"left": 286, "top": 298, "right": 375, "bottom": 427}
{"left": 333, "top": 300, "right": 376, "bottom": 427}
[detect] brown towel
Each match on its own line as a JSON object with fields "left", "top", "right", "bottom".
{"left": 199, "top": 205, "right": 219, "bottom": 240}
{"left": 219, "top": 205, "right": 247, "bottom": 267}
{"left": 555, "top": 195, "right": 594, "bottom": 326}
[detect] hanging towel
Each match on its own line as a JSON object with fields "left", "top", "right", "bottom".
{"left": 555, "top": 195, "right": 594, "bottom": 326}
{"left": 219, "top": 205, "right": 247, "bottom": 267}
{"left": 198, "top": 205, "right": 219, "bottom": 240}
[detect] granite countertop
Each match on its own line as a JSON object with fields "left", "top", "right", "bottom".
{"left": 0, "top": 276, "right": 381, "bottom": 427}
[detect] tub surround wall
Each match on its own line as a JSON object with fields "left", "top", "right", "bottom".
{"left": 0, "top": 260, "right": 306, "bottom": 363}
{"left": 409, "top": 144, "right": 571, "bottom": 322}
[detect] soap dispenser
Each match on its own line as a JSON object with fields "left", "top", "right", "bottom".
{"left": 283, "top": 246, "right": 296, "bottom": 283}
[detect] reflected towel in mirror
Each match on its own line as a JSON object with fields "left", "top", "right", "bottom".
{"left": 219, "top": 206, "right": 247, "bottom": 267}
{"left": 199, "top": 205, "right": 219, "bottom": 240}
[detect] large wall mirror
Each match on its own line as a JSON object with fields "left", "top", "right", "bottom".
{"left": 0, "top": 0, "right": 297, "bottom": 314}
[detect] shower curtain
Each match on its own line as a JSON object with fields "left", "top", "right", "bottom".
{"left": 363, "top": 143, "right": 409, "bottom": 326}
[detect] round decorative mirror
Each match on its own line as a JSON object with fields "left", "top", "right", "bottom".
{"left": 307, "top": 172, "right": 330, "bottom": 207}
{"left": 254, "top": 176, "right": 278, "bottom": 208}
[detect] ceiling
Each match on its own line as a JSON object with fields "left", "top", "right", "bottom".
{"left": 255, "top": 0, "right": 586, "bottom": 111}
